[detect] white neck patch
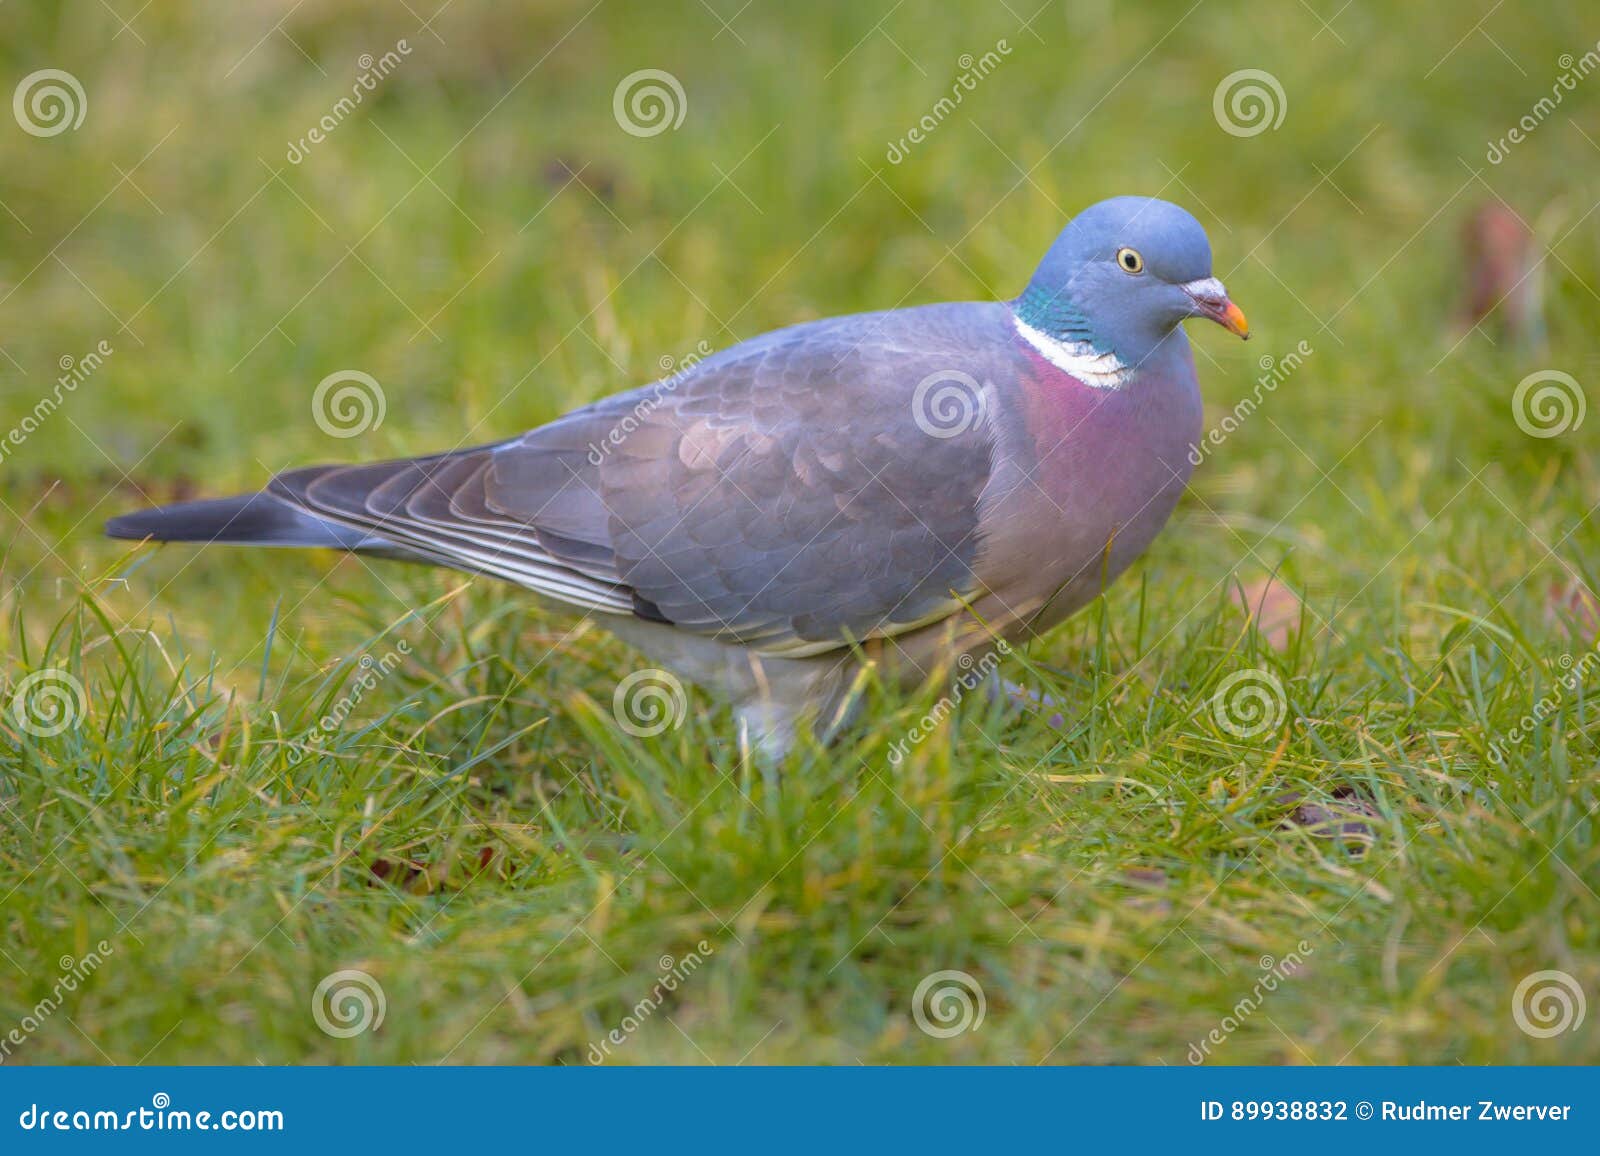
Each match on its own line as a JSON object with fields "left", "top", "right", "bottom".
{"left": 1011, "top": 313, "right": 1134, "bottom": 389}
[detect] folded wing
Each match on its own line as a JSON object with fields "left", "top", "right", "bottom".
{"left": 266, "top": 305, "right": 1003, "bottom": 656}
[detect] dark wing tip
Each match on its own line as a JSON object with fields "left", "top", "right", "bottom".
{"left": 632, "top": 591, "right": 673, "bottom": 624}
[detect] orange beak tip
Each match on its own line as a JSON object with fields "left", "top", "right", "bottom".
{"left": 1222, "top": 300, "right": 1250, "bottom": 340}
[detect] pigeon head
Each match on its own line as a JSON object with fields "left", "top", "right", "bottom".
{"left": 1015, "top": 196, "right": 1249, "bottom": 370}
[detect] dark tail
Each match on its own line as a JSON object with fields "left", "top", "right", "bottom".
{"left": 106, "top": 492, "right": 390, "bottom": 552}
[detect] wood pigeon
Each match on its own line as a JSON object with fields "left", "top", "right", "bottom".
{"left": 108, "top": 196, "right": 1249, "bottom": 758}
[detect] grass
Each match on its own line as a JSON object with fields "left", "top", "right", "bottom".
{"left": 2, "top": 0, "right": 1599, "bottom": 1064}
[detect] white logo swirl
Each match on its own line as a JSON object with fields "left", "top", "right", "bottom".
{"left": 612, "top": 668, "right": 687, "bottom": 737}
{"left": 613, "top": 69, "right": 687, "bottom": 137}
{"left": 312, "top": 370, "right": 386, "bottom": 438}
{"left": 1211, "top": 668, "right": 1287, "bottom": 738}
{"left": 1212, "top": 69, "right": 1287, "bottom": 137}
{"left": 14, "top": 69, "right": 87, "bottom": 137}
{"left": 10, "top": 668, "right": 87, "bottom": 737}
{"left": 311, "top": 969, "right": 386, "bottom": 1038}
{"left": 1512, "top": 370, "right": 1585, "bottom": 438}
{"left": 912, "top": 969, "right": 985, "bottom": 1038}
{"left": 151, "top": 1093, "right": 171, "bottom": 1110}
{"left": 1512, "top": 969, "right": 1586, "bottom": 1038}
{"left": 912, "top": 370, "right": 987, "bottom": 438}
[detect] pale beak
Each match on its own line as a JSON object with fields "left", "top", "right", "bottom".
{"left": 1181, "top": 276, "right": 1250, "bottom": 340}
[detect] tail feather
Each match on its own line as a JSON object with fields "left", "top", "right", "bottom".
{"left": 105, "top": 492, "right": 393, "bottom": 552}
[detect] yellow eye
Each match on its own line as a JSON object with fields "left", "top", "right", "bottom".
{"left": 1116, "top": 247, "right": 1145, "bottom": 274}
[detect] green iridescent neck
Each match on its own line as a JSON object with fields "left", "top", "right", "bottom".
{"left": 1013, "top": 283, "right": 1101, "bottom": 350}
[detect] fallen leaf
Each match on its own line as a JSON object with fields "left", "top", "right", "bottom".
{"left": 1543, "top": 578, "right": 1600, "bottom": 639}
{"left": 1458, "top": 201, "right": 1543, "bottom": 349}
{"left": 1276, "top": 787, "right": 1377, "bottom": 853}
{"left": 541, "top": 156, "right": 619, "bottom": 204}
{"left": 1232, "top": 574, "right": 1304, "bottom": 650}
{"left": 1120, "top": 867, "right": 1167, "bottom": 889}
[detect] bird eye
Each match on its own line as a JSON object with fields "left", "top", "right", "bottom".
{"left": 1116, "top": 247, "right": 1144, "bottom": 274}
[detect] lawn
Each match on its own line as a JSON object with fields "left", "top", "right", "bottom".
{"left": 1, "top": 0, "right": 1597, "bottom": 1065}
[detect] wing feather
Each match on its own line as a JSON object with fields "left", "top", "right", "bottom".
{"left": 261, "top": 302, "right": 1010, "bottom": 653}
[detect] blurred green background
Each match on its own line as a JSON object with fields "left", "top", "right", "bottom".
{"left": 1, "top": 0, "right": 1597, "bottom": 1064}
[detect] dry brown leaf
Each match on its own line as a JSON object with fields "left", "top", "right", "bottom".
{"left": 1232, "top": 574, "right": 1304, "bottom": 650}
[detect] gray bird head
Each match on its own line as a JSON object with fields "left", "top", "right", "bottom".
{"left": 1015, "top": 196, "right": 1249, "bottom": 368}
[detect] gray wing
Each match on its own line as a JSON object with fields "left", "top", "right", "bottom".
{"left": 271, "top": 302, "right": 1007, "bottom": 656}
